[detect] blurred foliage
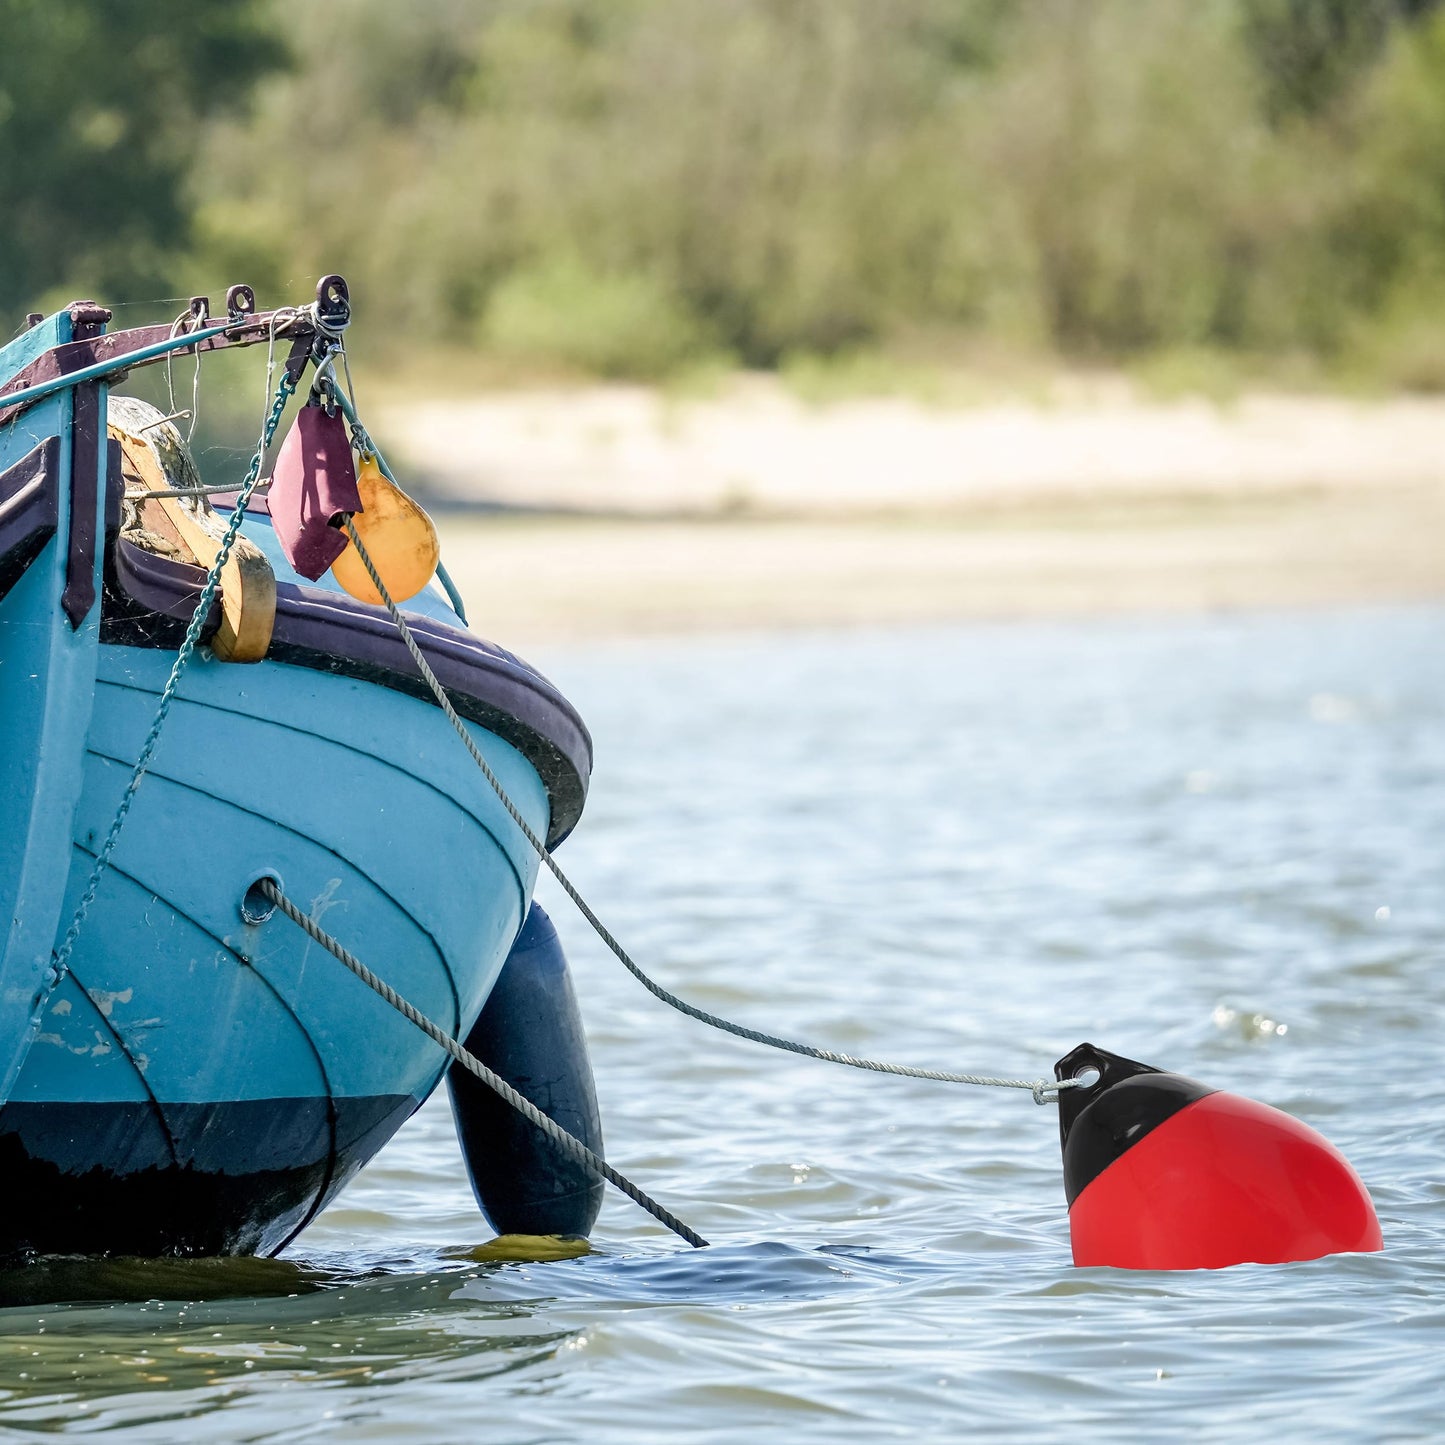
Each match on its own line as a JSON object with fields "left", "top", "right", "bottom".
{"left": 0, "top": 0, "right": 284, "bottom": 320}
{"left": 10, "top": 0, "right": 1445, "bottom": 387}
{"left": 483, "top": 256, "right": 710, "bottom": 377}
{"left": 1241, "top": 0, "right": 1438, "bottom": 119}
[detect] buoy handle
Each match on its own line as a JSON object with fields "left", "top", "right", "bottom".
{"left": 1053, "top": 1043, "right": 1169, "bottom": 1146}
{"left": 1054, "top": 1041, "right": 1163, "bottom": 1089}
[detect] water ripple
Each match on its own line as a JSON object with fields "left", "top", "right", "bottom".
{"left": 1, "top": 606, "right": 1441, "bottom": 1440}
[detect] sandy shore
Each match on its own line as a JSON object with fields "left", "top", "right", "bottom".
{"left": 380, "top": 377, "right": 1445, "bottom": 642}
{"left": 434, "top": 490, "right": 1443, "bottom": 645}
{"left": 383, "top": 376, "right": 1445, "bottom": 514}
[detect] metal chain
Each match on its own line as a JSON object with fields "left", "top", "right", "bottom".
{"left": 256, "top": 879, "right": 709, "bottom": 1249}
{"left": 46, "top": 370, "right": 298, "bottom": 996}
{"left": 340, "top": 516, "right": 1075, "bottom": 1107}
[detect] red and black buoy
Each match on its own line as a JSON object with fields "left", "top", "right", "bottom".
{"left": 1055, "top": 1043, "right": 1382, "bottom": 1270}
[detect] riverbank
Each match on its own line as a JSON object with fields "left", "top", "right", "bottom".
{"left": 430, "top": 485, "right": 1442, "bottom": 644}
{"left": 386, "top": 376, "right": 1445, "bottom": 642}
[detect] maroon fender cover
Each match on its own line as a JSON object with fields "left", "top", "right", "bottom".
{"left": 267, "top": 403, "right": 362, "bottom": 580}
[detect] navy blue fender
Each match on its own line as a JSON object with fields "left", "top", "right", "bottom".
{"left": 447, "top": 903, "right": 605, "bottom": 1237}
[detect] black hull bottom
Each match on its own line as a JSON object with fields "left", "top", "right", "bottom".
{"left": 0, "top": 1095, "right": 416, "bottom": 1258}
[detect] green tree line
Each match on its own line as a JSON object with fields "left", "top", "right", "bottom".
{"left": 7, "top": 0, "right": 1445, "bottom": 385}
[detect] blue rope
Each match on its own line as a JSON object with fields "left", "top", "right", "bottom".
{"left": 44, "top": 371, "right": 298, "bottom": 997}
{"left": 1, "top": 323, "right": 236, "bottom": 416}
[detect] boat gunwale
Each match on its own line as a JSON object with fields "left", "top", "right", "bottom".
{"left": 104, "top": 535, "right": 592, "bottom": 846}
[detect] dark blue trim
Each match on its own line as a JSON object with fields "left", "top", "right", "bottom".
{"left": 0, "top": 437, "right": 59, "bottom": 604}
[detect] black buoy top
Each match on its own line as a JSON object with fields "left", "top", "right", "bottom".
{"left": 1053, "top": 1043, "right": 1216, "bottom": 1206}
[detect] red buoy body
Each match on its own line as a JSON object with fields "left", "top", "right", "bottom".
{"left": 1056, "top": 1044, "right": 1382, "bottom": 1270}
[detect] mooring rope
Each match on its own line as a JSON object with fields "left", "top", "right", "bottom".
{"left": 339, "top": 516, "right": 1075, "bottom": 1107}
{"left": 34, "top": 300, "right": 1069, "bottom": 1250}
{"left": 256, "top": 879, "right": 709, "bottom": 1249}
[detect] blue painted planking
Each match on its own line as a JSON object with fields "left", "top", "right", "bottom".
{"left": 20, "top": 972, "right": 155, "bottom": 1108}
{"left": 15, "top": 861, "right": 336, "bottom": 1108}
{"left": 0, "top": 310, "right": 109, "bottom": 1102}
{"left": 92, "top": 647, "right": 549, "bottom": 914}
{"left": 11, "top": 642, "right": 549, "bottom": 1111}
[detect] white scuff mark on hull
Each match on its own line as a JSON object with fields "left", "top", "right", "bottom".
{"left": 88, "top": 987, "right": 133, "bottom": 1018}
{"left": 309, "top": 879, "right": 345, "bottom": 925}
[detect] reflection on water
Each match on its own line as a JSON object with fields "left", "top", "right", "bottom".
{"left": 0, "top": 607, "right": 1441, "bottom": 1440}
{"left": 0, "top": 1256, "right": 334, "bottom": 1309}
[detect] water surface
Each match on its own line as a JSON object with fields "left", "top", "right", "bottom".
{"left": 2, "top": 606, "right": 1441, "bottom": 1440}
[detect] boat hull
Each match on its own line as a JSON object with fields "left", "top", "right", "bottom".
{"left": 0, "top": 305, "right": 593, "bottom": 1259}
{"left": 0, "top": 643, "right": 552, "bottom": 1258}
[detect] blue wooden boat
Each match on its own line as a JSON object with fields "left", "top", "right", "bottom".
{"left": 0, "top": 285, "right": 594, "bottom": 1257}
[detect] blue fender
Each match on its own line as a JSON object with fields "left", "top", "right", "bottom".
{"left": 447, "top": 903, "right": 605, "bottom": 1238}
